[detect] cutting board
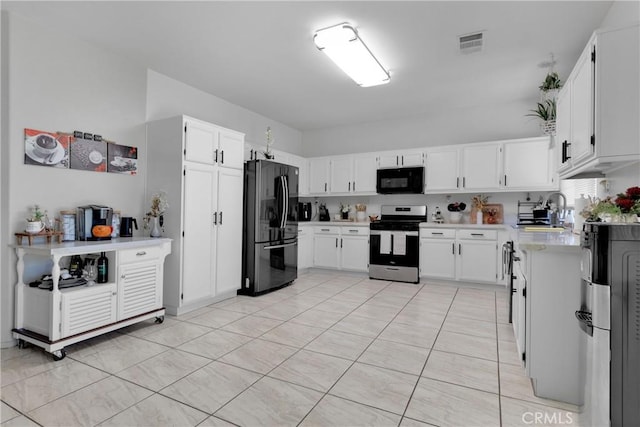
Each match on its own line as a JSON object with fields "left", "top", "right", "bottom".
{"left": 471, "top": 203, "right": 504, "bottom": 224}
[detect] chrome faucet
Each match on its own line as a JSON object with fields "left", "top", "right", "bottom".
{"left": 543, "top": 191, "right": 567, "bottom": 226}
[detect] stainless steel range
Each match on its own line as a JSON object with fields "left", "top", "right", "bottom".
{"left": 369, "top": 205, "right": 427, "bottom": 283}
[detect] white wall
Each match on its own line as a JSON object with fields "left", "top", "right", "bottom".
{"left": 146, "top": 70, "right": 303, "bottom": 156}
{"left": 1, "top": 12, "right": 148, "bottom": 347}
{"left": 302, "top": 98, "right": 541, "bottom": 157}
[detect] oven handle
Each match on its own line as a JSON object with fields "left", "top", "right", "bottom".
{"left": 370, "top": 230, "right": 419, "bottom": 236}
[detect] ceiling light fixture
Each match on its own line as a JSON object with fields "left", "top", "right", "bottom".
{"left": 314, "top": 22, "right": 390, "bottom": 87}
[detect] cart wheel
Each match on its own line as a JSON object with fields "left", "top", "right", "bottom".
{"left": 155, "top": 315, "right": 165, "bottom": 324}
{"left": 17, "top": 339, "right": 26, "bottom": 349}
{"left": 52, "top": 349, "right": 66, "bottom": 361}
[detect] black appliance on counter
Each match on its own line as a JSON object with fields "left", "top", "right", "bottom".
{"left": 369, "top": 205, "right": 427, "bottom": 283}
{"left": 318, "top": 203, "right": 330, "bottom": 221}
{"left": 298, "top": 202, "right": 312, "bottom": 221}
{"left": 76, "top": 205, "right": 113, "bottom": 241}
{"left": 376, "top": 167, "right": 424, "bottom": 194}
{"left": 240, "top": 160, "right": 298, "bottom": 296}
{"left": 576, "top": 223, "right": 640, "bottom": 427}
{"left": 516, "top": 200, "right": 551, "bottom": 225}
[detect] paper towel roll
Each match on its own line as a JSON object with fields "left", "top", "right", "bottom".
{"left": 574, "top": 195, "right": 588, "bottom": 233}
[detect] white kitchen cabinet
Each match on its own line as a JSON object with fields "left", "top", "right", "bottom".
{"left": 420, "top": 228, "right": 498, "bottom": 284}
{"left": 377, "top": 150, "right": 424, "bottom": 168}
{"left": 461, "top": 144, "right": 501, "bottom": 190}
{"left": 339, "top": 227, "right": 370, "bottom": 272}
{"left": 313, "top": 227, "right": 340, "bottom": 269}
{"left": 502, "top": 137, "right": 557, "bottom": 191}
{"left": 557, "top": 24, "right": 640, "bottom": 178}
{"left": 308, "top": 157, "right": 331, "bottom": 195}
{"left": 419, "top": 229, "right": 456, "bottom": 279}
{"left": 520, "top": 243, "right": 583, "bottom": 405}
{"left": 185, "top": 118, "right": 243, "bottom": 169}
{"left": 12, "top": 238, "right": 171, "bottom": 360}
{"left": 328, "top": 154, "right": 377, "bottom": 195}
{"left": 312, "top": 225, "right": 369, "bottom": 272}
{"left": 297, "top": 226, "right": 314, "bottom": 270}
{"left": 147, "top": 115, "right": 245, "bottom": 315}
{"left": 424, "top": 147, "right": 460, "bottom": 192}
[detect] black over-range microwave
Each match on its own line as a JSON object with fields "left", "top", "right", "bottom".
{"left": 376, "top": 166, "right": 424, "bottom": 194}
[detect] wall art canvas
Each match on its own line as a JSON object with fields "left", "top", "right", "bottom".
{"left": 69, "top": 136, "right": 107, "bottom": 172}
{"left": 107, "top": 143, "right": 138, "bottom": 175}
{"left": 24, "top": 128, "right": 70, "bottom": 169}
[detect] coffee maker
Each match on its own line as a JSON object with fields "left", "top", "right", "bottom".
{"left": 77, "top": 205, "right": 113, "bottom": 240}
{"left": 318, "top": 203, "right": 330, "bottom": 221}
{"left": 298, "top": 202, "right": 312, "bottom": 221}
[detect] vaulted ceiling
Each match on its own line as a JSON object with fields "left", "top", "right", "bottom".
{"left": 3, "top": 1, "right": 612, "bottom": 131}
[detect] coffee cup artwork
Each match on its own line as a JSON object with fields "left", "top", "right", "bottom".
{"left": 24, "top": 129, "right": 70, "bottom": 168}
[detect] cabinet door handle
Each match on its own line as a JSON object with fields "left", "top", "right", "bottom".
{"left": 214, "top": 149, "right": 219, "bottom": 163}
{"left": 321, "top": 228, "right": 330, "bottom": 231}
{"left": 250, "top": 149, "right": 254, "bottom": 160}
{"left": 336, "top": 238, "right": 338, "bottom": 248}
{"left": 456, "top": 177, "right": 459, "bottom": 188}
{"left": 431, "top": 232, "right": 443, "bottom": 235}
{"left": 213, "top": 212, "right": 217, "bottom": 225}
{"left": 348, "top": 182, "right": 351, "bottom": 191}
{"left": 353, "top": 181, "right": 356, "bottom": 191}
{"left": 504, "top": 175, "right": 507, "bottom": 187}
{"left": 341, "top": 238, "right": 343, "bottom": 248}
{"left": 459, "top": 244, "right": 462, "bottom": 255}
{"left": 324, "top": 183, "right": 327, "bottom": 192}
{"left": 136, "top": 251, "right": 147, "bottom": 256}
{"left": 462, "top": 177, "right": 466, "bottom": 188}
{"left": 219, "top": 211, "right": 223, "bottom": 225}
{"left": 452, "top": 242, "right": 455, "bottom": 254}
{"left": 221, "top": 150, "right": 224, "bottom": 164}
{"left": 348, "top": 229, "right": 358, "bottom": 233}
{"left": 471, "top": 233, "right": 485, "bottom": 237}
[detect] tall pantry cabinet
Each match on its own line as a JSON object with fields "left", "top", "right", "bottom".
{"left": 147, "top": 115, "right": 244, "bottom": 315}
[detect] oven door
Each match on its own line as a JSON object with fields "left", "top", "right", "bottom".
{"left": 369, "top": 230, "right": 419, "bottom": 267}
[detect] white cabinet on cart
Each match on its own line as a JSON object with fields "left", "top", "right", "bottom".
{"left": 12, "top": 238, "right": 171, "bottom": 360}
{"left": 147, "top": 115, "right": 244, "bottom": 315}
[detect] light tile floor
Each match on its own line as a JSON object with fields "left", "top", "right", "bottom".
{"left": 1, "top": 271, "right": 581, "bottom": 426}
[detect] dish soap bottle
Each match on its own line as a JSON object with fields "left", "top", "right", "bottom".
{"left": 97, "top": 252, "right": 108, "bottom": 283}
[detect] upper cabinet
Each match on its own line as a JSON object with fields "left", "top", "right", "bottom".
{"left": 557, "top": 24, "right": 640, "bottom": 178}
{"left": 185, "top": 119, "right": 243, "bottom": 169}
{"left": 244, "top": 144, "right": 309, "bottom": 196}
{"left": 309, "top": 154, "right": 377, "bottom": 196}
{"left": 377, "top": 149, "right": 424, "bottom": 168}
{"left": 425, "top": 137, "right": 557, "bottom": 193}
{"left": 502, "top": 138, "right": 556, "bottom": 190}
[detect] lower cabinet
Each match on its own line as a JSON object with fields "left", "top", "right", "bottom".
{"left": 420, "top": 228, "right": 499, "bottom": 284}
{"left": 313, "top": 226, "right": 369, "bottom": 272}
{"left": 298, "top": 225, "right": 314, "bottom": 270}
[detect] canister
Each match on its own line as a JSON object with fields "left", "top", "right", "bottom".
{"left": 60, "top": 210, "right": 76, "bottom": 241}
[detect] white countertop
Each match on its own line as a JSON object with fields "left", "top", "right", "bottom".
{"left": 10, "top": 237, "right": 173, "bottom": 255}
{"left": 512, "top": 228, "right": 580, "bottom": 250}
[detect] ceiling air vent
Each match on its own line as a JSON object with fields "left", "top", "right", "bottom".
{"left": 459, "top": 32, "right": 484, "bottom": 54}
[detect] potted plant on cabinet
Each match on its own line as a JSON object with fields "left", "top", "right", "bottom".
{"left": 527, "top": 99, "right": 556, "bottom": 136}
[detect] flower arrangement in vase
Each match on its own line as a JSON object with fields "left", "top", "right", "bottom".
{"left": 144, "top": 191, "right": 169, "bottom": 237}
{"left": 340, "top": 203, "right": 350, "bottom": 220}
{"left": 614, "top": 186, "right": 640, "bottom": 221}
{"left": 263, "top": 127, "right": 274, "bottom": 159}
{"left": 471, "top": 194, "right": 489, "bottom": 224}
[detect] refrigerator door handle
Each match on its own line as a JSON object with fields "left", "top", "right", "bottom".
{"left": 279, "top": 176, "right": 287, "bottom": 229}
{"left": 263, "top": 241, "right": 298, "bottom": 250}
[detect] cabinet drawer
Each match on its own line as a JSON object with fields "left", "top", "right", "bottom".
{"left": 119, "top": 246, "right": 163, "bottom": 263}
{"left": 457, "top": 229, "right": 498, "bottom": 240}
{"left": 341, "top": 227, "right": 369, "bottom": 236}
{"left": 420, "top": 228, "right": 456, "bottom": 239}
{"left": 315, "top": 226, "right": 340, "bottom": 235}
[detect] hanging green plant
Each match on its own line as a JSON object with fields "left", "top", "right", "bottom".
{"left": 539, "top": 71, "right": 563, "bottom": 92}
{"left": 526, "top": 99, "right": 556, "bottom": 121}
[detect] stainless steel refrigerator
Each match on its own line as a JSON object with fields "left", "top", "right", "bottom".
{"left": 240, "top": 160, "right": 298, "bottom": 296}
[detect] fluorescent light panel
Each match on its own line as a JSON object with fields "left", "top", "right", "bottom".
{"left": 314, "top": 23, "right": 390, "bottom": 87}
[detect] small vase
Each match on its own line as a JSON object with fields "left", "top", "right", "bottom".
{"left": 476, "top": 210, "right": 483, "bottom": 224}
{"left": 149, "top": 216, "right": 161, "bottom": 238}
{"left": 449, "top": 212, "right": 462, "bottom": 224}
